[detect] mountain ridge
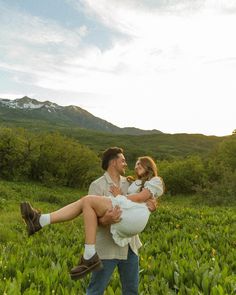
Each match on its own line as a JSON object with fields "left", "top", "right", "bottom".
{"left": 0, "top": 96, "right": 228, "bottom": 163}
{"left": 0, "top": 96, "right": 163, "bottom": 135}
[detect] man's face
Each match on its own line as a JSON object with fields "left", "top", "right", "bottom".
{"left": 113, "top": 153, "right": 127, "bottom": 176}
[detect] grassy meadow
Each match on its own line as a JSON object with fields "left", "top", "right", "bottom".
{"left": 0, "top": 180, "right": 236, "bottom": 294}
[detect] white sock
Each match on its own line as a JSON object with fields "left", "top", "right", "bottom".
{"left": 39, "top": 214, "right": 51, "bottom": 227}
{"left": 83, "top": 244, "right": 96, "bottom": 260}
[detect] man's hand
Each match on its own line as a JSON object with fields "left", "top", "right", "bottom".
{"left": 109, "top": 185, "right": 122, "bottom": 197}
{"left": 98, "top": 205, "right": 122, "bottom": 226}
{"left": 146, "top": 197, "right": 158, "bottom": 212}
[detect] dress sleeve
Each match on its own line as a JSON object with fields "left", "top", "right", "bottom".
{"left": 144, "top": 177, "right": 164, "bottom": 198}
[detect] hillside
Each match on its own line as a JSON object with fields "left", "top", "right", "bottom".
{"left": 0, "top": 96, "right": 227, "bottom": 164}
{"left": 63, "top": 128, "right": 225, "bottom": 163}
{"left": 0, "top": 96, "right": 162, "bottom": 135}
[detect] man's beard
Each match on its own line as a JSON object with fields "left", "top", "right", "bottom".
{"left": 119, "top": 169, "right": 125, "bottom": 176}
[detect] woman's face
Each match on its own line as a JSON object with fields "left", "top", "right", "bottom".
{"left": 135, "top": 160, "right": 146, "bottom": 177}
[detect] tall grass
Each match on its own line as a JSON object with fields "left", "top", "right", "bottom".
{"left": 0, "top": 181, "right": 235, "bottom": 294}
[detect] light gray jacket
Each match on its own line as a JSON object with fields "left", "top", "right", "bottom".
{"left": 88, "top": 172, "right": 142, "bottom": 259}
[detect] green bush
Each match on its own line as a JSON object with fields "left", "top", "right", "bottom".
{"left": 216, "top": 136, "right": 236, "bottom": 171}
{"left": 31, "top": 133, "right": 102, "bottom": 188}
{"left": 0, "top": 128, "right": 31, "bottom": 180}
{"left": 196, "top": 166, "right": 236, "bottom": 206}
{"left": 158, "top": 156, "right": 206, "bottom": 195}
{"left": 195, "top": 136, "right": 236, "bottom": 205}
{"left": 0, "top": 128, "right": 102, "bottom": 188}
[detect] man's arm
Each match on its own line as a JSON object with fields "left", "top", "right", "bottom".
{"left": 109, "top": 185, "right": 151, "bottom": 203}
{"left": 110, "top": 185, "right": 158, "bottom": 212}
{"left": 98, "top": 205, "right": 122, "bottom": 226}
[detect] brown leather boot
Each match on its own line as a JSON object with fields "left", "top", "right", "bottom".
{"left": 20, "top": 202, "right": 42, "bottom": 236}
{"left": 70, "top": 253, "right": 103, "bottom": 280}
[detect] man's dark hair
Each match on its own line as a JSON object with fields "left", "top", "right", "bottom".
{"left": 102, "top": 147, "right": 124, "bottom": 170}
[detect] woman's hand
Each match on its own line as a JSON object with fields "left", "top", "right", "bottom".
{"left": 109, "top": 185, "right": 122, "bottom": 197}
{"left": 146, "top": 197, "right": 158, "bottom": 212}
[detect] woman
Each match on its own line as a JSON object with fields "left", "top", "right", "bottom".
{"left": 20, "top": 156, "right": 164, "bottom": 280}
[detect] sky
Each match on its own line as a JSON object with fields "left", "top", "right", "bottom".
{"left": 0, "top": 0, "right": 235, "bottom": 136}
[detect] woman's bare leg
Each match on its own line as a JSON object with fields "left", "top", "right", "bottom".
{"left": 49, "top": 195, "right": 112, "bottom": 261}
{"left": 81, "top": 196, "right": 113, "bottom": 244}
{"left": 22, "top": 195, "right": 112, "bottom": 246}
{"left": 21, "top": 195, "right": 113, "bottom": 279}
{"left": 50, "top": 199, "right": 84, "bottom": 223}
{"left": 71, "top": 195, "right": 113, "bottom": 277}
{"left": 49, "top": 195, "right": 112, "bottom": 227}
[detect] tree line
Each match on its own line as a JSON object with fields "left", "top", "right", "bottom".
{"left": 158, "top": 134, "right": 236, "bottom": 203}
{"left": 0, "top": 128, "right": 102, "bottom": 188}
{"left": 0, "top": 127, "right": 235, "bottom": 202}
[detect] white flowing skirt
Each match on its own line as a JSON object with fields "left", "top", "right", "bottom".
{"left": 110, "top": 195, "right": 150, "bottom": 247}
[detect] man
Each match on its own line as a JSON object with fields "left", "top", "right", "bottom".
{"left": 86, "top": 147, "right": 157, "bottom": 295}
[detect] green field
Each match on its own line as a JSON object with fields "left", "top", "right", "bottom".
{"left": 0, "top": 180, "right": 236, "bottom": 294}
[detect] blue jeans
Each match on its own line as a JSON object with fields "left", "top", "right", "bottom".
{"left": 86, "top": 247, "right": 139, "bottom": 295}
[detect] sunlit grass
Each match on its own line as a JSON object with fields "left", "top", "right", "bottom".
{"left": 0, "top": 181, "right": 236, "bottom": 294}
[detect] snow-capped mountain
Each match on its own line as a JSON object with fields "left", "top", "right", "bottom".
{"left": 0, "top": 96, "right": 162, "bottom": 135}
{"left": 0, "top": 96, "right": 62, "bottom": 111}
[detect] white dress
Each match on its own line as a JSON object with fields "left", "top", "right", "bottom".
{"left": 110, "top": 176, "right": 164, "bottom": 247}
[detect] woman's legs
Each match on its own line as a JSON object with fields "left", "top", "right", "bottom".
{"left": 21, "top": 195, "right": 114, "bottom": 279}
{"left": 68, "top": 196, "right": 113, "bottom": 279}
{"left": 49, "top": 199, "right": 85, "bottom": 223}
{"left": 25, "top": 195, "right": 112, "bottom": 243}
{"left": 21, "top": 196, "right": 112, "bottom": 237}
{"left": 80, "top": 196, "right": 112, "bottom": 244}
{"left": 49, "top": 195, "right": 112, "bottom": 228}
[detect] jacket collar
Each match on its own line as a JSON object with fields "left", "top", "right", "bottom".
{"left": 104, "top": 171, "right": 126, "bottom": 185}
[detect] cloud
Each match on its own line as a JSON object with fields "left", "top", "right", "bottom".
{"left": 0, "top": 2, "right": 89, "bottom": 79}
{"left": 0, "top": 4, "right": 86, "bottom": 45}
{"left": 1, "top": 0, "right": 236, "bottom": 95}
{"left": 70, "top": 0, "right": 236, "bottom": 73}
{"left": 75, "top": 0, "right": 236, "bottom": 37}
{"left": 0, "top": 92, "right": 26, "bottom": 99}
{"left": 0, "top": 0, "right": 235, "bottom": 135}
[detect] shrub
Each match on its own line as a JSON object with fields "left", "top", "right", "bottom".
{"left": 158, "top": 156, "right": 206, "bottom": 195}
{"left": 30, "top": 133, "right": 102, "bottom": 188}
{"left": 0, "top": 128, "right": 31, "bottom": 180}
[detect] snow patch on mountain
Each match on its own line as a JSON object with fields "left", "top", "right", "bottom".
{"left": 0, "top": 97, "right": 62, "bottom": 111}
